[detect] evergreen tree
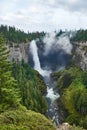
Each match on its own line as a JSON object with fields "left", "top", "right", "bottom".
{"left": 0, "top": 35, "right": 20, "bottom": 112}
{"left": 12, "top": 61, "right": 47, "bottom": 114}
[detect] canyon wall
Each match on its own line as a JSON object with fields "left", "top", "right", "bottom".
{"left": 73, "top": 42, "right": 87, "bottom": 71}
{"left": 8, "top": 42, "right": 29, "bottom": 63}
{"left": 8, "top": 41, "right": 87, "bottom": 71}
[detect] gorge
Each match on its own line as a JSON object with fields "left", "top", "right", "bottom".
{"left": 29, "top": 32, "right": 72, "bottom": 124}
{"left": 0, "top": 25, "right": 87, "bottom": 130}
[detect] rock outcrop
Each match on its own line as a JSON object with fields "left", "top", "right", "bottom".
{"left": 8, "top": 42, "right": 30, "bottom": 63}
{"left": 57, "top": 123, "right": 70, "bottom": 130}
{"left": 73, "top": 42, "right": 87, "bottom": 71}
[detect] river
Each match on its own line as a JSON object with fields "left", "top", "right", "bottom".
{"left": 44, "top": 75, "right": 60, "bottom": 125}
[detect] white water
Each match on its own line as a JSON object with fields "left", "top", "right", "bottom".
{"left": 30, "top": 40, "right": 51, "bottom": 77}
{"left": 46, "top": 87, "right": 60, "bottom": 102}
{"left": 30, "top": 40, "right": 59, "bottom": 102}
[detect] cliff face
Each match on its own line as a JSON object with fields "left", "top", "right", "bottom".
{"left": 8, "top": 42, "right": 30, "bottom": 63}
{"left": 8, "top": 41, "right": 87, "bottom": 71}
{"left": 73, "top": 42, "right": 87, "bottom": 71}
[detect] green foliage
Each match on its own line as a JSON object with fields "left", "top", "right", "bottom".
{"left": 56, "top": 66, "right": 87, "bottom": 129}
{"left": 66, "top": 114, "right": 80, "bottom": 125}
{"left": 0, "top": 107, "right": 55, "bottom": 130}
{"left": 12, "top": 61, "right": 48, "bottom": 114}
{"left": 0, "top": 35, "right": 20, "bottom": 112}
{"left": 62, "top": 83, "right": 87, "bottom": 115}
{"left": 54, "top": 66, "right": 82, "bottom": 92}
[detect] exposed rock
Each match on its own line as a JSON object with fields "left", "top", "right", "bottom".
{"left": 8, "top": 42, "right": 30, "bottom": 63}
{"left": 73, "top": 42, "right": 87, "bottom": 71}
{"left": 57, "top": 123, "right": 70, "bottom": 130}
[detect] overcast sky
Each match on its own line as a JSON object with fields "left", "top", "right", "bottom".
{"left": 0, "top": 0, "right": 87, "bottom": 32}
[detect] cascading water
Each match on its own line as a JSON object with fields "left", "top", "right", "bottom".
{"left": 29, "top": 40, "right": 51, "bottom": 77}
{"left": 29, "top": 33, "right": 72, "bottom": 125}
{"left": 44, "top": 76, "right": 60, "bottom": 125}
{"left": 29, "top": 40, "right": 60, "bottom": 124}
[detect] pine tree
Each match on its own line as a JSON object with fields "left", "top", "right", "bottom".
{"left": 0, "top": 35, "right": 20, "bottom": 111}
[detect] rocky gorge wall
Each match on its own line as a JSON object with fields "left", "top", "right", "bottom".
{"left": 73, "top": 42, "right": 87, "bottom": 71}
{"left": 7, "top": 40, "right": 87, "bottom": 73}
{"left": 8, "top": 41, "right": 87, "bottom": 72}
{"left": 8, "top": 42, "right": 30, "bottom": 63}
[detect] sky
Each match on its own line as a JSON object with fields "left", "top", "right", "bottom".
{"left": 0, "top": 0, "right": 87, "bottom": 32}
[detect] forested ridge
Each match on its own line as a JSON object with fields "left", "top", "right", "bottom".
{"left": 0, "top": 25, "right": 45, "bottom": 43}
{"left": 1, "top": 25, "right": 87, "bottom": 44}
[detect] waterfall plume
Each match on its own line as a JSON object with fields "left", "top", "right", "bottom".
{"left": 30, "top": 40, "right": 51, "bottom": 77}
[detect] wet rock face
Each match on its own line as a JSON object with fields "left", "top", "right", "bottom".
{"left": 73, "top": 42, "right": 87, "bottom": 71}
{"left": 8, "top": 42, "right": 30, "bottom": 63}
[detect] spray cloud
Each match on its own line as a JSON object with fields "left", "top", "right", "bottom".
{"left": 43, "top": 32, "right": 72, "bottom": 56}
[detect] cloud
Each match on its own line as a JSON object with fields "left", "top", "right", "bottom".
{"left": 0, "top": 0, "right": 87, "bottom": 32}
{"left": 42, "top": 0, "right": 87, "bottom": 13}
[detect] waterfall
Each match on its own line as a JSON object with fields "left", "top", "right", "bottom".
{"left": 30, "top": 40, "right": 51, "bottom": 77}
{"left": 30, "top": 40, "right": 41, "bottom": 71}
{"left": 29, "top": 40, "right": 60, "bottom": 124}
{"left": 29, "top": 33, "right": 72, "bottom": 125}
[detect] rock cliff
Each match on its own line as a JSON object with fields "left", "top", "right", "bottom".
{"left": 8, "top": 42, "right": 30, "bottom": 63}
{"left": 73, "top": 42, "right": 87, "bottom": 71}
{"left": 8, "top": 41, "right": 87, "bottom": 72}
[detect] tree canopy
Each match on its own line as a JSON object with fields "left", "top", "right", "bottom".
{"left": 0, "top": 25, "right": 45, "bottom": 44}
